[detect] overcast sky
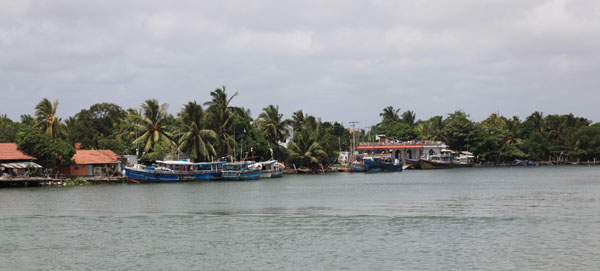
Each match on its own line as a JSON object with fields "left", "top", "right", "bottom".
{"left": 1, "top": 0, "right": 599, "bottom": 128}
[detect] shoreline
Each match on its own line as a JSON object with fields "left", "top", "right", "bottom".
{"left": 1, "top": 163, "right": 599, "bottom": 187}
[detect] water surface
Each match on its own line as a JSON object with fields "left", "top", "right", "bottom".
{"left": 2, "top": 166, "right": 600, "bottom": 270}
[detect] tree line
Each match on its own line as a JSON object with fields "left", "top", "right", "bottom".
{"left": 370, "top": 106, "right": 600, "bottom": 163}
{"left": 1, "top": 88, "right": 600, "bottom": 169}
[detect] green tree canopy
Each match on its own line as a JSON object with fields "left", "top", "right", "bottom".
{"left": 133, "top": 99, "right": 176, "bottom": 154}
{"left": 442, "top": 110, "right": 479, "bottom": 152}
{"left": 34, "top": 98, "right": 63, "bottom": 139}
{"left": 0, "top": 115, "right": 21, "bottom": 143}
{"left": 16, "top": 127, "right": 75, "bottom": 167}
{"left": 177, "top": 101, "right": 217, "bottom": 161}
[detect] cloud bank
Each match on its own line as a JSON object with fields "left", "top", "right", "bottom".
{"left": 1, "top": 0, "right": 599, "bottom": 127}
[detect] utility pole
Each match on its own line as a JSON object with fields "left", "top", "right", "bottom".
{"left": 349, "top": 121, "right": 359, "bottom": 162}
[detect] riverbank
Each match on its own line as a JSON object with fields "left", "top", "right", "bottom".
{"left": 0, "top": 176, "right": 126, "bottom": 187}
{"left": 2, "top": 163, "right": 599, "bottom": 187}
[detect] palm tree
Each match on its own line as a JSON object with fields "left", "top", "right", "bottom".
{"left": 20, "top": 114, "right": 34, "bottom": 127}
{"left": 204, "top": 86, "right": 239, "bottom": 154}
{"left": 177, "top": 101, "right": 217, "bottom": 161}
{"left": 287, "top": 128, "right": 328, "bottom": 167}
{"left": 417, "top": 116, "right": 444, "bottom": 141}
{"left": 257, "top": 105, "right": 290, "bottom": 147}
{"left": 481, "top": 112, "right": 507, "bottom": 130}
{"left": 34, "top": 98, "right": 62, "bottom": 138}
{"left": 133, "top": 99, "right": 176, "bottom": 153}
{"left": 290, "top": 110, "right": 305, "bottom": 133}
{"left": 401, "top": 110, "right": 416, "bottom": 126}
{"left": 527, "top": 111, "right": 545, "bottom": 133}
{"left": 379, "top": 106, "right": 401, "bottom": 124}
{"left": 505, "top": 116, "right": 521, "bottom": 145}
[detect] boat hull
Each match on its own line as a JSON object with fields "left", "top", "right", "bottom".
{"left": 222, "top": 169, "right": 262, "bottom": 180}
{"left": 125, "top": 167, "right": 222, "bottom": 183}
{"left": 452, "top": 162, "right": 473, "bottom": 168}
{"left": 261, "top": 170, "right": 283, "bottom": 178}
{"left": 404, "top": 159, "right": 421, "bottom": 169}
{"left": 350, "top": 162, "right": 366, "bottom": 172}
{"left": 364, "top": 159, "right": 403, "bottom": 172}
{"left": 418, "top": 159, "right": 452, "bottom": 169}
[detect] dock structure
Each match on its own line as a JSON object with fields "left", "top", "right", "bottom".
{"left": 0, "top": 177, "right": 127, "bottom": 187}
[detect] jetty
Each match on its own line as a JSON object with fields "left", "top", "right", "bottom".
{"left": 0, "top": 177, "right": 127, "bottom": 188}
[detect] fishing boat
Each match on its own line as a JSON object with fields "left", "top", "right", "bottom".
{"left": 364, "top": 157, "right": 403, "bottom": 172}
{"left": 403, "top": 158, "right": 421, "bottom": 169}
{"left": 452, "top": 152, "right": 475, "bottom": 167}
{"left": 222, "top": 161, "right": 262, "bottom": 180}
{"left": 125, "top": 160, "right": 225, "bottom": 183}
{"left": 350, "top": 161, "right": 366, "bottom": 172}
{"left": 255, "top": 160, "right": 284, "bottom": 178}
{"left": 418, "top": 155, "right": 453, "bottom": 169}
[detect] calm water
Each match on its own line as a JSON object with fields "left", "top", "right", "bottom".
{"left": 1, "top": 166, "right": 600, "bottom": 270}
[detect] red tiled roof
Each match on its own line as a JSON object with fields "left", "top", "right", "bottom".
{"left": 357, "top": 144, "right": 424, "bottom": 150}
{"left": 0, "top": 143, "right": 36, "bottom": 161}
{"left": 72, "top": 150, "right": 120, "bottom": 165}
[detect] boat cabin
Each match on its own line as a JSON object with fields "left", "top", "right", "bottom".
{"left": 223, "top": 161, "right": 254, "bottom": 171}
{"left": 145, "top": 160, "right": 225, "bottom": 173}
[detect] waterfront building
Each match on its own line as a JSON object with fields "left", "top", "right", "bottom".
{"left": 356, "top": 135, "right": 448, "bottom": 161}
{"left": 60, "top": 148, "right": 122, "bottom": 177}
{"left": 0, "top": 143, "right": 42, "bottom": 176}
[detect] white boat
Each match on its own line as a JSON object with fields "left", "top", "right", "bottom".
{"left": 254, "top": 160, "right": 284, "bottom": 178}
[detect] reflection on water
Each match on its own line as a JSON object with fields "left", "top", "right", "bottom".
{"left": 1, "top": 166, "right": 600, "bottom": 270}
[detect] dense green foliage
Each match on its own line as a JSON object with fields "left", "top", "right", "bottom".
{"left": 2, "top": 95, "right": 600, "bottom": 167}
{"left": 66, "top": 103, "right": 126, "bottom": 152}
{"left": 64, "top": 176, "right": 89, "bottom": 186}
{"left": 0, "top": 114, "right": 22, "bottom": 143}
{"left": 177, "top": 101, "right": 217, "bottom": 161}
{"left": 16, "top": 127, "right": 75, "bottom": 167}
{"left": 369, "top": 105, "right": 598, "bottom": 163}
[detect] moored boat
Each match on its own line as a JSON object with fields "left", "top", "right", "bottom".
{"left": 255, "top": 160, "right": 284, "bottom": 178}
{"left": 403, "top": 158, "right": 421, "bottom": 169}
{"left": 364, "top": 157, "right": 403, "bottom": 172}
{"left": 125, "top": 160, "right": 225, "bottom": 183}
{"left": 418, "top": 155, "right": 453, "bottom": 169}
{"left": 222, "top": 161, "right": 262, "bottom": 180}
{"left": 350, "top": 161, "right": 366, "bottom": 172}
{"left": 452, "top": 152, "right": 475, "bottom": 167}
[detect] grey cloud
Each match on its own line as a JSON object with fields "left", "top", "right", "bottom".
{"left": 1, "top": 0, "right": 599, "bottom": 127}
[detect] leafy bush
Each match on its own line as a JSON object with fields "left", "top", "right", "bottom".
{"left": 64, "top": 176, "right": 89, "bottom": 186}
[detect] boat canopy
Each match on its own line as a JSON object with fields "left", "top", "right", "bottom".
{"left": 156, "top": 160, "right": 225, "bottom": 166}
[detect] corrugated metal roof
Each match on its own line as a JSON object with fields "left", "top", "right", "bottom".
{"left": 356, "top": 144, "right": 424, "bottom": 150}
{"left": 0, "top": 143, "right": 36, "bottom": 161}
{"left": 0, "top": 162, "right": 42, "bottom": 168}
{"left": 73, "top": 150, "right": 120, "bottom": 165}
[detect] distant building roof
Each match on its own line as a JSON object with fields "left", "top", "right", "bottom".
{"left": 0, "top": 143, "right": 36, "bottom": 161}
{"left": 72, "top": 150, "right": 120, "bottom": 165}
{"left": 357, "top": 144, "right": 424, "bottom": 150}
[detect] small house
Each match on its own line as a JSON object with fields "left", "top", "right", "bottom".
{"left": 61, "top": 149, "right": 121, "bottom": 177}
{"left": 0, "top": 143, "right": 42, "bottom": 177}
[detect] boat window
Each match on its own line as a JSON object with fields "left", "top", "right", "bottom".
{"left": 224, "top": 164, "right": 240, "bottom": 170}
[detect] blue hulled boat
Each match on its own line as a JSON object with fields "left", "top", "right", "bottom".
{"left": 222, "top": 161, "right": 262, "bottom": 180}
{"left": 125, "top": 160, "right": 225, "bottom": 183}
{"left": 364, "top": 157, "right": 403, "bottom": 172}
{"left": 350, "top": 161, "right": 366, "bottom": 172}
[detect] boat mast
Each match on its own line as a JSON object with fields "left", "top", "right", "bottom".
{"left": 349, "top": 121, "right": 359, "bottom": 162}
